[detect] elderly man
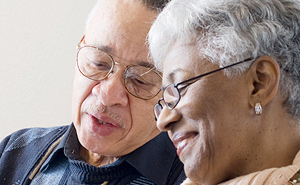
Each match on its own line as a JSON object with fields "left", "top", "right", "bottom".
{"left": 0, "top": 0, "right": 185, "bottom": 184}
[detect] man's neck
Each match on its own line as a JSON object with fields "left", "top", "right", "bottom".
{"left": 79, "top": 146, "right": 119, "bottom": 167}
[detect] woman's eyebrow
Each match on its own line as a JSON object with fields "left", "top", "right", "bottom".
{"left": 166, "top": 68, "right": 185, "bottom": 84}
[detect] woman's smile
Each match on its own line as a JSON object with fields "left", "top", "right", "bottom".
{"left": 172, "top": 131, "right": 198, "bottom": 157}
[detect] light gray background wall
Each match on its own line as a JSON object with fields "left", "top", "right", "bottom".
{"left": 0, "top": 1, "right": 97, "bottom": 140}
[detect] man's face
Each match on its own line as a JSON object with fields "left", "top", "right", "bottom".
{"left": 72, "top": 0, "right": 161, "bottom": 157}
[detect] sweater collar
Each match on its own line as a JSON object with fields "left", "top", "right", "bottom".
{"left": 41, "top": 123, "right": 180, "bottom": 185}
{"left": 122, "top": 132, "right": 179, "bottom": 185}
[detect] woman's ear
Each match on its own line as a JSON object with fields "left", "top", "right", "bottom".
{"left": 248, "top": 56, "right": 281, "bottom": 108}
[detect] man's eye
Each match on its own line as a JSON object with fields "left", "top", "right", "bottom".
{"left": 126, "top": 73, "right": 155, "bottom": 89}
{"left": 134, "top": 77, "right": 147, "bottom": 85}
{"left": 91, "top": 61, "right": 111, "bottom": 71}
{"left": 131, "top": 76, "right": 151, "bottom": 86}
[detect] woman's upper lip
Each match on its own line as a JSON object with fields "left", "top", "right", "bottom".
{"left": 172, "top": 131, "right": 198, "bottom": 149}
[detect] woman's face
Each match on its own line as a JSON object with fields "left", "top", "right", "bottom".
{"left": 157, "top": 41, "right": 259, "bottom": 184}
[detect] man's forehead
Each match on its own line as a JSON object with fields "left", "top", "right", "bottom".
{"left": 83, "top": 39, "right": 154, "bottom": 67}
{"left": 85, "top": 0, "right": 157, "bottom": 66}
{"left": 94, "top": 0, "right": 158, "bottom": 22}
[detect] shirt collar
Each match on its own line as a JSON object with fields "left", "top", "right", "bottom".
{"left": 40, "top": 124, "right": 74, "bottom": 171}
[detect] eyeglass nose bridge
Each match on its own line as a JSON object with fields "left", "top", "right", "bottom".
{"left": 108, "top": 57, "right": 125, "bottom": 74}
{"left": 102, "top": 59, "right": 132, "bottom": 83}
{"left": 154, "top": 96, "right": 180, "bottom": 121}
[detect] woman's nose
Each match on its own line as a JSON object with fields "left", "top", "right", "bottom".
{"left": 156, "top": 107, "right": 181, "bottom": 131}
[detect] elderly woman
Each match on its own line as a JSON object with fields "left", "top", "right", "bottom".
{"left": 148, "top": 0, "right": 300, "bottom": 184}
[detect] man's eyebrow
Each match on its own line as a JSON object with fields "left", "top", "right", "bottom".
{"left": 97, "top": 45, "right": 113, "bottom": 53}
{"left": 94, "top": 45, "right": 155, "bottom": 68}
{"left": 136, "top": 61, "right": 155, "bottom": 68}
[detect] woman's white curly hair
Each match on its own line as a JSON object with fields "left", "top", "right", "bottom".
{"left": 148, "top": 0, "right": 300, "bottom": 120}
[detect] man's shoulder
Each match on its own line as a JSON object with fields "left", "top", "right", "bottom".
{"left": 0, "top": 125, "right": 69, "bottom": 155}
{"left": 0, "top": 125, "right": 70, "bottom": 184}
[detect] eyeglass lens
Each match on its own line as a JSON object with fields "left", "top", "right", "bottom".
{"left": 154, "top": 85, "right": 180, "bottom": 119}
{"left": 164, "top": 84, "right": 180, "bottom": 109}
{"left": 154, "top": 101, "right": 163, "bottom": 121}
{"left": 124, "top": 66, "right": 162, "bottom": 99}
{"left": 77, "top": 46, "right": 161, "bottom": 100}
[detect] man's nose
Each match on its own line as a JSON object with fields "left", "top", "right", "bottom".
{"left": 156, "top": 107, "right": 181, "bottom": 131}
{"left": 92, "top": 71, "right": 128, "bottom": 107}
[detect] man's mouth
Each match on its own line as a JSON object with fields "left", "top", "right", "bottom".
{"left": 97, "top": 118, "right": 109, "bottom": 125}
{"left": 89, "top": 111, "right": 124, "bottom": 128}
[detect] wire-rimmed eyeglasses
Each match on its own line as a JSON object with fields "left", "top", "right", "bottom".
{"left": 76, "top": 35, "right": 162, "bottom": 100}
{"left": 153, "top": 58, "right": 253, "bottom": 120}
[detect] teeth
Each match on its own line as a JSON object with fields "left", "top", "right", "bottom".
{"left": 98, "top": 119, "right": 107, "bottom": 125}
{"left": 177, "top": 140, "right": 187, "bottom": 150}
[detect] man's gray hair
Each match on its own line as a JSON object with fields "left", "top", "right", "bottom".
{"left": 85, "top": 0, "right": 171, "bottom": 32}
{"left": 148, "top": 0, "right": 300, "bottom": 119}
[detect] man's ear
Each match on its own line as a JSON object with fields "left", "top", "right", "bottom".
{"left": 248, "top": 56, "right": 281, "bottom": 108}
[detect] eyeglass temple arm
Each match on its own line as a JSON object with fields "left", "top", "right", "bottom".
{"left": 77, "top": 35, "right": 86, "bottom": 49}
{"left": 177, "top": 58, "right": 253, "bottom": 87}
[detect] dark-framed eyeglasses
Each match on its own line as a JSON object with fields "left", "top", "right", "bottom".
{"left": 76, "top": 35, "right": 162, "bottom": 100}
{"left": 153, "top": 58, "right": 254, "bottom": 120}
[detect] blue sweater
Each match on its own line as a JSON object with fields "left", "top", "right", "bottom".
{"left": 0, "top": 124, "right": 185, "bottom": 185}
